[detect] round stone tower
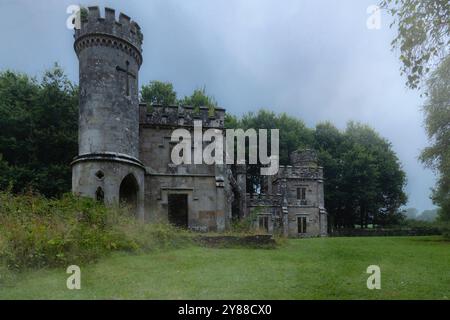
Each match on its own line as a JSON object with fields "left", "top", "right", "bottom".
{"left": 71, "top": 6, "right": 145, "bottom": 219}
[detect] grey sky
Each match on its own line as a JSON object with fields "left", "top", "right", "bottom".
{"left": 0, "top": 0, "right": 437, "bottom": 211}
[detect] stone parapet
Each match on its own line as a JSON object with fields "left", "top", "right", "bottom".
{"left": 140, "top": 104, "right": 225, "bottom": 129}
{"left": 74, "top": 6, "right": 143, "bottom": 66}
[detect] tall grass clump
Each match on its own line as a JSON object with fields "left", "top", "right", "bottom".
{"left": 0, "top": 191, "right": 191, "bottom": 270}
{"left": 230, "top": 208, "right": 259, "bottom": 234}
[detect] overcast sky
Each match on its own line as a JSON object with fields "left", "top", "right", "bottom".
{"left": 0, "top": 0, "right": 437, "bottom": 211}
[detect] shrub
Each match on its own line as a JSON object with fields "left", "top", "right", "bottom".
{"left": 0, "top": 232, "right": 5, "bottom": 259}
{"left": 402, "top": 219, "right": 436, "bottom": 229}
{"left": 116, "top": 221, "right": 192, "bottom": 252}
{"left": 231, "top": 209, "right": 259, "bottom": 234}
{"left": 440, "top": 222, "right": 450, "bottom": 240}
{"left": 0, "top": 191, "right": 191, "bottom": 270}
{"left": 80, "top": 7, "right": 88, "bottom": 23}
{"left": 229, "top": 207, "right": 286, "bottom": 239}
{"left": 397, "top": 219, "right": 450, "bottom": 239}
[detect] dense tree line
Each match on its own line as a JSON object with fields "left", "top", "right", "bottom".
{"left": 0, "top": 72, "right": 407, "bottom": 228}
{"left": 141, "top": 81, "right": 217, "bottom": 109}
{"left": 405, "top": 207, "right": 439, "bottom": 222}
{"left": 225, "top": 111, "right": 407, "bottom": 229}
{"left": 0, "top": 65, "right": 78, "bottom": 197}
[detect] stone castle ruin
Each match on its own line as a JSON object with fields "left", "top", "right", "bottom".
{"left": 71, "top": 7, "right": 327, "bottom": 237}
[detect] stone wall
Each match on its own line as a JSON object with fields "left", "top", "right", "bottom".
{"left": 286, "top": 207, "right": 321, "bottom": 237}
{"left": 140, "top": 104, "right": 225, "bottom": 129}
{"left": 72, "top": 158, "right": 145, "bottom": 220}
{"left": 143, "top": 174, "right": 227, "bottom": 231}
{"left": 139, "top": 103, "right": 230, "bottom": 231}
{"left": 331, "top": 228, "right": 441, "bottom": 237}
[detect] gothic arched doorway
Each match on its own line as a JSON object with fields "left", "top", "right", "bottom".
{"left": 119, "top": 173, "right": 139, "bottom": 213}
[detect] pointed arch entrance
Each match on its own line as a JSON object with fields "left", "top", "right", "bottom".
{"left": 119, "top": 173, "right": 139, "bottom": 213}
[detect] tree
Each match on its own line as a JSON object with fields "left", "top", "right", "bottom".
{"left": 226, "top": 109, "right": 313, "bottom": 193}
{"left": 419, "top": 55, "right": 450, "bottom": 222}
{"left": 315, "top": 122, "right": 407, "bottom": 229}
{"left": 141, "top": 80, "right": 177, "bottom": 106}
{"left": 344, "top": 122, "right": 407, "bottom": 227}
{"left": 314, "top": 122, "right": 345, "bottom": 228}
{"left": 405, "top": 207, "right": 419, "bottom": 219}
{"left": 0, "top": 65, "right": 78, "bottom": 197}
{"left": 180, "top": 87, "right": 217, "bottom": 114}
{"left": 238, "top": 110, "right": 314, "bottom": 166}
{"left": 381, "top": 0, "right": 450, "bottom": 90}
{"left": 417, "top": 209, "right": 439, "bottom": 222}
{"left": 227, "top": 111, "right": 407, "bottom": 228}
{"left": 382, "top": 0, "right": 449, "bottom": 228}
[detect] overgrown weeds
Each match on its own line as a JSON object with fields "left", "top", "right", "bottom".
{"left": 0, "top": 191, "right": 191, "bottom": 271}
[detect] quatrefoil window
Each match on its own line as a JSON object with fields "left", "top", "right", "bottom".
{"left": 95, "top": 170, "right": 105, "bottom": 180}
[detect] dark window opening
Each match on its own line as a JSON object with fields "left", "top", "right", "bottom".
{"left": 168, "top": 194, "right": 188, "bottom": 228}
{"left": 119, "top": 174, "right": 138, "bottom": 214}
{"left": 298, "top": 216, "right": 307, "bottom": 234}
{"left": 297, "top": 187, "right": 306, "bottom": 200}
{"left": 95, "top": 170, "right": 104, "bottom": 180}
{"left": 259, "top": 216, "right": 269, "bottom": 233}
{"left": 95, "top": 187, "right": 104, "bottom": 203}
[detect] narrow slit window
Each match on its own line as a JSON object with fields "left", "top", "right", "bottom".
{"left": 95, "top": 187, "right": 104, "bottom": 203}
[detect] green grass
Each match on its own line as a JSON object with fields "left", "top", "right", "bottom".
{"left": 1, "top": 236, "right": 449, "bottom": 299}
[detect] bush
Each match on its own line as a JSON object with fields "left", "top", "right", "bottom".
{"left": 230, "top": 208, "right": 262, "bottom": 234}
{"left": 0, "top": 191, "right": 191, "bottom": 270}
{"left": 113, "top": 218, "right": 192, "bottom": 252}
{"left": 439, "top": 222, "right": 450, "bottom": 240}
{"left": 400, "top": 219, "right": 450, "bottom": 239}
{"left": 400, "top": 219, "right": 439, "bottom": 231}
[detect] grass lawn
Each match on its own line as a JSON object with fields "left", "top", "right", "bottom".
{"left": 0, "top": 236, "right": 449, "bottom": 299}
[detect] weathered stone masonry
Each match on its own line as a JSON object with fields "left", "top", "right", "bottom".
{"left": 71, "top": 7, "right": 327, "bottom": 237}
{"left": 71, "top": 6, "right": 145, "bottom": 220}
{"left": 139, "top": 104, "right": 230, "bottom": 232}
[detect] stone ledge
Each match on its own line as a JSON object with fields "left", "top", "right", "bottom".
{"left": 195, "top": 234, "right": 276, "bottom": 248}
{"left": 71, "top": 152, "right": 145, "bottom": 169}
{"left": 331, "top": 228, "right": 442, "bottom": 237}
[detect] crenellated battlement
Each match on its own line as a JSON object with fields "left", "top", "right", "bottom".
{"left": 74, "top": 6, "right": 143, "bottom": 66}
{"left": 277, "top": 165, "right": 323, "bottom": 180}
{"left": 140, "top": 103, "right": 226, "bottom": 129}
{"left": 246, "top": 193, "right": 282, "bottom": 207}
{"left": 290, "top": 149, "right": 318, "bottom": 166}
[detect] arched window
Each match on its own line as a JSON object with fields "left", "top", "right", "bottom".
{"left": 119, "top": 174, "right": 139, "bottom": 213}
